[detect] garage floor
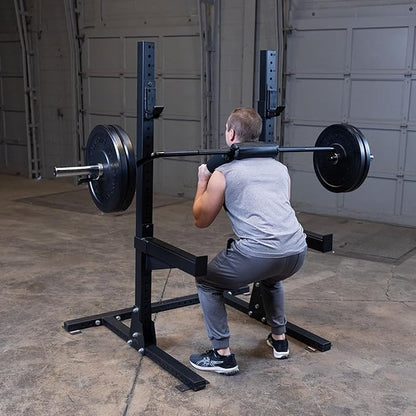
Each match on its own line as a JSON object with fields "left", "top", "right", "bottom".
{"left": 1, "top": 174, "right": 416, "bottom": 416}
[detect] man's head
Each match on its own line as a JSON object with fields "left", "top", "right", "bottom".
{"left": 225, "top": 107, "right": 263, "bottom": 146}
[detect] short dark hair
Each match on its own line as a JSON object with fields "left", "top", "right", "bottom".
{"left": 226, "top": 107, "right": 263, "bottom": 142}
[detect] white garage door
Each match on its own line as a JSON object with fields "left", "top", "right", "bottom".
{"left": 283, "top": 3, "right": 416, "bottom": 227}
{"left": 77, "top": 1, "right": 201, "bottom": 197}
{"left": 0, "top": 16, "right": 27, "bottom": 175}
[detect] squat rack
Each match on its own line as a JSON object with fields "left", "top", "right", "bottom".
{"left": 63, "top": 42, "right": 331, "bottom": 392}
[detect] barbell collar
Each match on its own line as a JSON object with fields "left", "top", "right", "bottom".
{"left": 53, "top": 163, "right": 104, "bottom": 179}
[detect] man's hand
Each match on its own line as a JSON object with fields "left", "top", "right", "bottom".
{"left": 198, "top": 164, "right": 212, "bottom": 183}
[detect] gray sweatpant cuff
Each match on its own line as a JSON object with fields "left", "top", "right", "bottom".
{"left": 271, "top": 325, "right": 286, "bottom": 336}
{"left": 211, "top": 338, "right": 230, "bottom": 350}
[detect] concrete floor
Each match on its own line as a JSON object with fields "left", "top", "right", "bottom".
{"left": 1, "top": 173, "right": 416, "bottom": 416}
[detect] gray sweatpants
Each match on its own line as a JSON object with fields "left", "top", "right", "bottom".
{"left": 196, "top": 242, "right": 307, "bottom": 350}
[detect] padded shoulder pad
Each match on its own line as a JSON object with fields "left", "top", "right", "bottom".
{"left": 206, "top": 154, "right": 230, "bottom": 173}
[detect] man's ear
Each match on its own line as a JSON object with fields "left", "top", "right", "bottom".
{"left": 229, "top": 128, "right": 236, "bottom": 142}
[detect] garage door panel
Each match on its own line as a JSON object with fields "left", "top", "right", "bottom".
{"left": 157, "top": 159, "right": 198, "bottom": 198}
{"left": 88, "top": 77, "right": 122, "bottom": 113}
{"left": 101, "top": 0, "right": 141, "bottom": 19}
{"left": 160, "top": 119, "right": 200, "bottom": 151}
{"left": 290, "top": 170, "right": 338, "bottom": 209}
{"left": 3, "top": 77, "right": 25, "bottom": 110}
{"left": 4, "top": 111, "right": 26, "bottom": 143}
{"left": 0, "top": 34, "right": 27, "bottom": 175}
{"left": 405, "top": 130, "right": 416, "bottom": 175}
{"left": 402, "top": 181, "right": 416, "bottom": 216}
{"left": 414, "top": 29, "right": 416, "bottom": 69}
{"left": 284, "top": 152, "right": 314, "bottom": 173}
{"left": 352, "top": 27, "right": 408, "bottom": 71}
{"left": 163, "top": 79, "right": 200, "bottom": 119}
{"left": 349, "top": 79, "right": 403, "bottom": 122}
{"left": 87, "top": 114, "right": 123, "bottom": 134}
{"left": 0, "top": 142, "right": 5, "bottom": 164}
{"left": 3, "top": 143, "right": 28, "bottom": 175}
{"left": 343, "top": 177, "right": 396, "bottom": 214}
{"left": 288, "top": 78, "right": 344, "bottom": 121}
{"left": 125, "top": 77, "right": 137, "bottom": 113}
{"left": 283, "top": 124, "right": 316, "bottom": 171}
{"left": 409, "top": 80, "right": 416, "bottom": 124}
{"left": 284, "top": 124, "right": 326, "bottom": 147}
{"left": 163, "top": 36, "right": 200, "bottom": 75}
{"left": 87, "top": 38, "right": 122, "bottom": 72}
{"left": 287, "top": 79, "right": 343, "bottom": 120}
{"left": 125, "top": 117, "right": 137, "bottom": 145}
{"left": 80, "top": 0, "right": 100, "bottom": 27}
{"left": 100, "top": 1, "right": 196, "bottom": 21}
{"left": 288, "top": 29, "right": 347, "bottom": 73}
{"left": 360, "top": 128, "right": 400, "bottom": 174}
{"left": 0, "top": 41, "right": 23, "bottom": 74}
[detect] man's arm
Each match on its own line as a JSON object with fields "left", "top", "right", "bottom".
{"left": 193, "top": 164, "right": 226, "bottom": 228}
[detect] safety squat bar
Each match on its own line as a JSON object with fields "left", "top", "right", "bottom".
{"left": 63, "top": 42, "right": 331, "bottom": 392}
{"left": 137, "top": 144, "right": 336, "bottom": 167}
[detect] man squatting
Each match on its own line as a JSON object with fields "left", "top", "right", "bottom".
{"left": 190, "top": 107, "right": 307, "bottom": 374}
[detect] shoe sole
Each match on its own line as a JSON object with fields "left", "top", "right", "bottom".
{"left": 266, "top": 338, "right": 289, "bottom": 359}
{"left": 189, "top": 361, "right": 239, "bottom": 375}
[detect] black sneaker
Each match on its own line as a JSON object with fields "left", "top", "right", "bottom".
{"left": 266, "top": 333, "right": 289, "bottom": 359}
{"left": 189, "top": 349, "right": 239, "bottom": 375}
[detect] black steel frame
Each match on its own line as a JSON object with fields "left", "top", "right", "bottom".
{"left": 63, "top": 42, "right": 332, "bottom": 392}
{"left": 257, "top": 50, "right": 285, "bottom": 142}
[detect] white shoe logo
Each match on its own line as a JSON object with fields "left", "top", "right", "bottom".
{"left": 198, "top": 357, "right": 223, "bottom": 366}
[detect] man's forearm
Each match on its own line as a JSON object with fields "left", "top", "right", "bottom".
{"left": 193, "top": 179, "right": 210, "bottom": 227}
{"left": 192, "top": 166, "right": 225, "bottom": 228}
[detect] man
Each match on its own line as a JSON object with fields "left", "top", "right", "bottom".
{"left": 189, "top": 107, "right": 307, "bottom": 375}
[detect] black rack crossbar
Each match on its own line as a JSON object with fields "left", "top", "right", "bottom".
{"left": 151, "top": 294, "right": 200, "bottom": 313}
{"left": 305, "top": 230, "right": 333, "bottom": 253}
{"left": 63, "top": 307, "right": 133, "bottom": 332}
{"left": 135, "top": 237, "right": 208, "bottom": 277}
{"left": 103, "top": 316, "right": 131, "bottom": 341}
{"left": 286, "top": 322, "right": 332, "bottom": 352}
{"left": 222, "top": 292, "right": 331, "bottom": 352}
{"left": 145, "top": 345, "right": 208, "bottom": 391}
{"left": 65, "top": 289, "right": 251, "bottom": 334}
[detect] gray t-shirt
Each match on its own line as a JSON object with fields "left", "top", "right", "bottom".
{"left": 216, "top": 157, "right": 307, "bottom": 258}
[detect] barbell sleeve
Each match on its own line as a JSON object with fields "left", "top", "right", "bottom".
{"left": 53, "top": 163, "right": 104, "bottom": 179}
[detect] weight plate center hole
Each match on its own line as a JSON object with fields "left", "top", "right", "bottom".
{"left": 329, "top": 143, "right": 346, "bottom": 165}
